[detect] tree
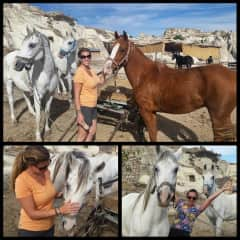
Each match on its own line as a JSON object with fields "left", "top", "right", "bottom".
{"left": 173, "top": 34, "right": 184, "bottom": 40}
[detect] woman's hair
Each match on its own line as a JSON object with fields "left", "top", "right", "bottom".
{"left": 11, "top": 146, "right": 50, "bottom": 191}
{"left": 77, "top": 47, "right": 91, "bottom": 66}
{"left": 186, "top": 189, "right": 199, "bottom": 199}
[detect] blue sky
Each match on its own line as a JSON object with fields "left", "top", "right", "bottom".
{"left": 183, "top": 146, "right": 237, "bottom": 163}
{"left": 32, "top": 3, "right": 236, "bottom": 37}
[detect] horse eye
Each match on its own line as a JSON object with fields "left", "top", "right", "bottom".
{"left": 174, "top": 167, "right": 178, "bottom": 173}
{"left": 68, "top": 42, "right": 72, "bottom": 45}
{"left": 120, "top": 48, "right": 125, "bottom": 53}
{"left": 204, "top": 164, "right": 207, "bottom": 170}
{"left": 29, "top": 43, "right": 36, "bottom": 48}
{"left": 212, "top": 165, "right": 214, "bottom": 170}
{"left": 155, "top": 167, "right": 158, "bottom": 172}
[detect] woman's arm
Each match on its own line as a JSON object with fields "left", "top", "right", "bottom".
{"left": 17, "top": 196, "right": 80, "bottom": 220}
{"left": 199, "top": 185, "right": 232, "bottom": 213}
{"left": 74, "top": 82, "right": 83, "bottom": 112}
{"left": 97, "top": 72, "right": 106, "bottom": 85}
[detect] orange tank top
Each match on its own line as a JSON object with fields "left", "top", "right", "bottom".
{"left": 73, "top": 66, "right": 100, "bottom": 107}
{"left": 15, "top": 170, "right": 57, "bottom": 231}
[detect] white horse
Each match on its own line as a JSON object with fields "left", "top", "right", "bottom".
{"left": 4, "top": 50, "right": 35, "bottom": 123}
{"left": 54, "top": 32, "right": 78, "bottom": 102}
{"left": 203, "top": 163, "right": 236, "bottom": 236}
{"left": 7, "top": 27, "right": 59, "bottom": 141}
{"left": 48, "top": 150, "right": 118, "bottom": 235}
{"left": 122, "top": 146, "right": 183, "bottom": 236}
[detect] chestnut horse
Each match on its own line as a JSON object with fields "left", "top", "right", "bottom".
{"left": 103, "top": 31, "right": 236, "bottom": 142}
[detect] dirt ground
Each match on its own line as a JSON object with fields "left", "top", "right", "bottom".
{"left": 3, "top": 62, "right": 236, "bottom": 142}
{"left": 122, "top": 181, "right": 236, "bottom": 237}
{"left": 3, "top": 151, "right": 118, "bottom": 237}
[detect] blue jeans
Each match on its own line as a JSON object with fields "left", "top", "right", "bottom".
{"left": 18, "top": 226, "right": 54, "bottom": 237}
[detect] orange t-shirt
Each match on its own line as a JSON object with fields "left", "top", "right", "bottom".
{"left": 15, "top": 170, "right": 57, "bottom": 231}
{"left": 73, "top": 66, "right": 100, "bottom": 107}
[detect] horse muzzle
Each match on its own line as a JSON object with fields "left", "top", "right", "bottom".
{"left": 15, "top": 57, "right": 33, "bottom": 72}
{"left": 157, "top": 183, "right": 175, "bottom": 207}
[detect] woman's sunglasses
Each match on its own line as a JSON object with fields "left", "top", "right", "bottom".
{"left": 80, "top": 54, "right": 91, "bottom": 59}
{"left": 35, "top": 159, "right": 51, "bottom": 171}
{"left": 187, "top": 196, "right": 197, "bottom": 200}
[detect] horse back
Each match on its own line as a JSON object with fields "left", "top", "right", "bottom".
{"left": 135, "top": 63, "right": 236, "bottom": 114}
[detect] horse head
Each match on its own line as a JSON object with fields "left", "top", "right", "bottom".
{"left": 50, "top": 151, "right": 107, "bottom": 233}
{"left": 147, "top": 146, "right": 182, "bottom": 208}
{"left": 58, "top": 32, "right": 77, "bottom": 58}
{"left": 15, "top": 27, "right": 45, "bottom": 72}
{"left": 103, "top": 30, "right": 132, "bottom": 76}
{"left": 202, "top": 162, "right": 216, "bottom": 197}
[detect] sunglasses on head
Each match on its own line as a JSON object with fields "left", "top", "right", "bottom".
{"left": 187, "top": 196, "right": 196, "bottom": 200}
{"left": 80, "top": 54, "right": 91, "bottom": 59}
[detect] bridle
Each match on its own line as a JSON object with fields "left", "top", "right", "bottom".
{"left": 59, "top": 39, "right": 77, "bottom": 57}
{"left": 107, "top": 40, "right": 134, "bottom": 75}
{"left": 16, "top": 33, "right": 45, "bottom": 66}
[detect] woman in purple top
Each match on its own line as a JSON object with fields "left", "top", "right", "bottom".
{"left": 169, "top": 184, "right": 232, "bottom": 237}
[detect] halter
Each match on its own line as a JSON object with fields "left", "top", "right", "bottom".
{"left": 60, "top": 39, "right": 77, "bottom": 57}
{"left": 107, "top": 40, "right": 133, "bottom": 74}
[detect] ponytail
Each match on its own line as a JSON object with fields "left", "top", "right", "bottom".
{"left": 11, "top": 151, "right": 27, "bottom": 192}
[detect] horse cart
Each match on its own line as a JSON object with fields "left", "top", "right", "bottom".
{"left": 78, "top": 177, "right": 118, "bottom": 237}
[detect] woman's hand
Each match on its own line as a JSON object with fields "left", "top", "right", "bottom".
{"left": 221, "top": 181, "right": 233, "bottom": 192}
{"left": 77, "top": 112, "right": 89, "bottom": 130}
{"left": 60, "top": 200, "right": 81, "bottom": 215}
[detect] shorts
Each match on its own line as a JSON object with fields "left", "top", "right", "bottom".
{"left": 80, "top": 106, "right": 97, "bottom": 127}
{"left": 18, "top": 226, "right": 54, "bottom": 237}
{"left": 168, "top": 227, "right": 190, "bottom": 237}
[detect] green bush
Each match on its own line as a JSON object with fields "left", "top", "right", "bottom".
{"left": 173, "top": 34, "right": 185, "bottom": 40}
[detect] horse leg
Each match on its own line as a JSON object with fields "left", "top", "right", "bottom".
{"left": 58, "top": 71, "right": 67, "bottom": 95}
{"left": 23, "top": 92, "right": 35, "bottom": 116}
{"left": 209, "top": 112, "right": 235, "bottom": 141}
{"left": 6, "top": 79, "right": 17, "bottom": 124}
{"left": 66, "top": 73, "right": 72, "bottom": 103}
{"left": 139, "top": 108, "right": 157, "bottom": 141}
{"left": 215, "top": 217, "right": 223, "bottom": 236}
{"left": 44, "top": 95, "right": 53, "bottom": 133}
{"left": 33, "top": 89, "right": 42, "bottom": 141}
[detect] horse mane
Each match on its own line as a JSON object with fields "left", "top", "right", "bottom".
{"left": 51, "top": 151, "right": 90, "bottom": 193}
{"left": 72, "top": 151, "right": 90, "bottom": 193}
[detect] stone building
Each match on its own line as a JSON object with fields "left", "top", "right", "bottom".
{"left": 122, "top": 146, "right": 236, "bottom": 195}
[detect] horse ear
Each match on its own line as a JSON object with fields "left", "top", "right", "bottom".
{"left": 114, "top": 31, "right": 119, "bottom": 39}
{"left": 123, "top": 31, "right": 128, "bottom": 40}
{"left": 174, "top": 147, "right": 183, "bottom": 161}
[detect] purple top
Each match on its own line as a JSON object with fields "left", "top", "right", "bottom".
{"left": 172, "top": 199, "right": 201, "bottom": 232}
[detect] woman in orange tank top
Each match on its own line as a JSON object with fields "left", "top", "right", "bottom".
{"left": 73, "top": 47, "right": 105, "bottom": 141}
{"left": 12, "top": 146, "right": 80, "bottom": 237}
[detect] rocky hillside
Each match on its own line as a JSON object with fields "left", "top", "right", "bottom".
{"left": 163, "top": 28, "right": 236, "bottom": 61}
{"left": 4, "top": 4, "right": 236, "bottom": 62}
{"left": 3, "top": 3, "right": 112, "bottom": 59}
{"left": 122, "top": 146, "right": 236, "bottom": 194}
